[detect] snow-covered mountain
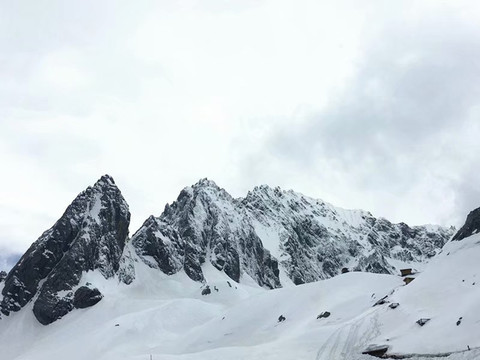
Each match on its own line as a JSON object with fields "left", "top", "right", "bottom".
{"left": 0, "top": 176, "right": 453, "bottom": 327}
{"left": 2, "top": 175, "right": 480, "bottom": 359}
{"left": 1, "top": 175, "right": 130, "bottom": 324}
{"left": 130, "top": 178, "right": 453, "bottom": 287}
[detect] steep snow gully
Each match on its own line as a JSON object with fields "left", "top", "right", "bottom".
{"left": 1, "top": 175, "right": 479, "bottom": 360}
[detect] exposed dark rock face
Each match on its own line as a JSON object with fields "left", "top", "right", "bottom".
{"left": 452, "top": 207, "right": 480, "bottom": 241}
{"left": 73, "top": 286, "right": 103, "bottom": 309}
{"left": 131, "top": 179, "right": 453, "bottom": 287}
{"left": 1, "top": 175, "right": 130, "bottom": 324}
{"left": 0, "top": 271, "right": 6, "bottom": 283}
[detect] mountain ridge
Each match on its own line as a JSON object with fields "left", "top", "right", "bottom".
{"left": 0, "top": 175, "right": 455, "bottom": 324}
{"left": 130, "top": 176, "right": 453, "bottom": 286}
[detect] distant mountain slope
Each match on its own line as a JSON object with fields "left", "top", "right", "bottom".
{"left": 131, "top": 178, "right": 454, "bottom": 287}
{"left": 452, "top": 206, "right": 480, "bottom": 241}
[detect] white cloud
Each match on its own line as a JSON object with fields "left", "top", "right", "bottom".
{"left": 1, "top": 0, "right": 480, "bottom": 256}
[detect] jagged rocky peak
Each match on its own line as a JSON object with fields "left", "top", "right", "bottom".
{"left": 1, "top": 175, "right": 130, "bottom": 325}
{"left": 452, "top": 207, "right": 480, "bottom": 241}
{"left": 193, "top": 177, "right": 222, "bottom": 189}
{"left": 132, "top": 178, "right": 281, "bottom": 289}
{"left": 132, "top": 178, "right": 454, "bottom": 288}
{"left": 244, "top": 186, "right": 453, "bottom": 282}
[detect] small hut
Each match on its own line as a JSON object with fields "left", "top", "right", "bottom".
{"left": 400, "top": 268, "right": 413, "bottom": 276}
{"left": 403, "top": 277, "right": 415, "bottom": 285}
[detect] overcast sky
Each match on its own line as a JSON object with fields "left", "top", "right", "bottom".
{"left": 1, "top": 0, "right": 480, "bottom": 269}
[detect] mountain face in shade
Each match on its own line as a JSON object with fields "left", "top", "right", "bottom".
{"left": 0, "top": 175, "right": 130, "bottom": 324}
{"left": 131, "top": 179, "right": 454, "bottom": 286}
{"left": 452, "top": 207, "right": 480, "bottom": 241}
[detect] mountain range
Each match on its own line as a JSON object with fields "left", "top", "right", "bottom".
{"left": 1, "top": 175, "right": 479, "bottom": 360}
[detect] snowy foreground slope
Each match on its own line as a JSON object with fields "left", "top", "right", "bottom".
{"left": 1, "top": 237, "right": 480, "bottom": 360}
{"left": 364, "top": 232, "right": 480, "bottom": 356}
{"left": 0, "top": 257, "right": 401, "bottom": 360}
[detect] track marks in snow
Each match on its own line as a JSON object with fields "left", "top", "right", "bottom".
{"left": 315, "top": 309, "right": 381, "bottom": 360}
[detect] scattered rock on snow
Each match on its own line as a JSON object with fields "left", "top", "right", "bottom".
{"left": 362, "top": 344, "right": 389, "bottom": 358}
{"left": 373, "top": 296, "right": 389, "bottom": 306}
{"left": 201, "top": 286, "right": 211, "bottom": 296}
{"left": 317, "top": 311, "right": 331, "bottom": 319}
{"left": 73, "top": 286, "right": 103, "bottom": 309}
{"left": 416, "top": 318, "right": 431, "bottom": 326}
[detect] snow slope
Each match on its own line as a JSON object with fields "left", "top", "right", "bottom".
{"left": 366, "top": 233, "right": 480, "bottom": 355}
{"left": 0, "top": 253, "right": 401, "bottom": 360}
{"left": 2, "top": 234, "right": 480, "bottom": 360}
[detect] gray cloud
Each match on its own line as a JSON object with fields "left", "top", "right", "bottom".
{"left": 2, "top": 0, "right": 480, "bottom": 258}
{"left": 260, "top": 6, "right": 480, "bottom": 226}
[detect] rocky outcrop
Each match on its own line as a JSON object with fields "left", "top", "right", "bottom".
{"left": 73, "top": 286, "right": 103, "bottom": 309}
{"left": 1, "top": 175, "right": 130, "bottom": 324}
{"left": 452, "top": 207, "right": 480, "bottom": 241}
